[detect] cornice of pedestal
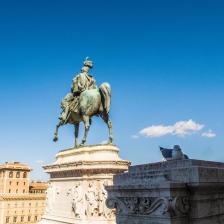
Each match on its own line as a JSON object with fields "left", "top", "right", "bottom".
{"left": 43, "top": 160, "right": 130, "bottom": 174}
{"left": 43, "top": 144, "right": 130, "bottom": 175}
{"left": 58, "top": 144, "right": 119, "bottom": 154}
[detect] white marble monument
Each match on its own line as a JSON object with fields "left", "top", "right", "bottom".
{"left": 39, "top": 144, "right": 130, "bottom": 224}
{"left": 106, "top": 159, "right": 224, "bottom": 224}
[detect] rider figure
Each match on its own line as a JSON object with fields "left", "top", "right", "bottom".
{"left": 60, "top": 58, "right": 97, "bottom": 121}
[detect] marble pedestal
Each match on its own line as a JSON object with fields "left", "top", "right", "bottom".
{"left": 106, "top": 159, "right": 224, "bottom": 224}
{"left": 39, "top": 144, "right": 130, "bottom": 224}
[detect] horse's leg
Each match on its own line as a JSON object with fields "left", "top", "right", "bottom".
{"left": 81, "top": 115, "right": 90, "bottom": 146}
{"left": 53, "top": 120, "right": 63, "bottom": 142}
{"left": 74, "top": 123, "right": 79, "bottom": 148}
{"left": 102, "top": 113, "right": 113, "bottom": 144}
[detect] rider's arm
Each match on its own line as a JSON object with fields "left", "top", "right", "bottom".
{"left": 71, "top": 76, "right": 79, "bottom": 93}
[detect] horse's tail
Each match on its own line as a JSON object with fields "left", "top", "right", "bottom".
{"left": 99, "top": 82, "right": 111, "bottom": 114}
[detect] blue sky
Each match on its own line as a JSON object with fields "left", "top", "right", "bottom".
{"left": 0, "top": 0, "right": 224, "bottom": 179}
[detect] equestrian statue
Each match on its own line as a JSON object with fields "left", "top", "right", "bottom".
{"left": 53, "top": 57, "right": 113, "bottom": 147}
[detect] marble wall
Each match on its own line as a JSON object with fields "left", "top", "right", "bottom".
{"left": 106, "top": 159, "right": 224, "bottom": 224}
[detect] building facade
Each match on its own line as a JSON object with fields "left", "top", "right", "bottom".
{"left": 0, "top": 162, "right": 47, "bottom": 224}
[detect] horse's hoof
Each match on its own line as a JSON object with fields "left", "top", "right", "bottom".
{"left": 108, "top": 138, "right": 113, "bottom": 145}
{"left": 79, "top": 141, "right": 86, "bottom": 147}
{"left": 53, "top": 137, "right": 58, "bottom": 142}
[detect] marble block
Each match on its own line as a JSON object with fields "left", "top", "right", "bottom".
{"left": 106, "top": 159, "right": 224, "bottom": 224}
{"left": 39, "top": 144, "right": 130, "bottom": 224}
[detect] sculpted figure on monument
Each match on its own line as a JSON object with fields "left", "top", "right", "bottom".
{"left": 99, "top": 181, "right": 115, "bottom": 218}
{"left": 72, "top": 183, "right": 84, "bottom": 218}
{"left": 60, "top": 58, "right": 97, "bottom": 121}
{"left": 85, "top": 182, "right": 98, "bottom": 217}
{"left": 53, "top": 57, "right": 113, "bottom": 147}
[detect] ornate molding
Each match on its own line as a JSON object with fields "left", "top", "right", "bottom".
{"left": 44, "top": 160, "right": 130, "bottom": 170}
{"left": 170, "top": 196, "right": 190, "bottom": 216}
{"left": 50, "top": 168, "right": 125, "bottom": 178}
{"left": 106, "top": 196, "right": 190, "bottom": 217}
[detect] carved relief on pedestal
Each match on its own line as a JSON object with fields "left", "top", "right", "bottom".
{"left": 72, "top": 182, "right": 84, "bottom": 218}
{"left": 169, "top": 196, "right": 190, "bottom": 216}
{"left": 106, "top": 196, "right": 190, "bottom": 217}
{"left": 69, "top": 180, "right": 115, "bottom": 219}
{"left": 85, "top": 182, "right": 98, "bottom": 217}
{"left": 99, "top": 181, "right": 115, "bottom": 218}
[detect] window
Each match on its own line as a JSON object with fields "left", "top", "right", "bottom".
{"left": 16, "top": 172, "right": 20, "bottom": 178}
{"left": 9, "top": 181, "right": 12, "bottom": 185}
{"left": 16, "top": 182, "right": 19, "bottom": 186}
{"left": 21, "top": 216, "right": 24, "bottom": 222}
{"left": 23, "top": 172, "right": 27, "bottom": 178}
{"left": 28, "top": 216, "right": 31, "bottom": 221}
{"left": 9, "top": 171, "right": 13, "bottom": 178}
{"left": 16, "top": 189, "right": 18, "bottom": 193}
{"left": 24, "top": 182, "right": 26, "bottom": 185}
{"left": 13, "top": 216, "right": 17, "bottom": 223}
{"left": 35, "top": 216, "right": 38, "bottom": 221}
{"left": 6, "top": 217, "right": 9, "bottom": 223}
{"left": 9, "top": 189, "right": 11, "bottom": 193}
{"left": 23, "top": 189, "right": 25, "bottom": 193}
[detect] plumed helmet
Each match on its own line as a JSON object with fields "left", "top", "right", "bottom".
{"left": 83, "top": 57, "right": 93, "bottom": 68}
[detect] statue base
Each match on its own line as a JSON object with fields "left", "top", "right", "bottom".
{"left": 39, "top": 144, "right": 130, "bottom": 224}
{"left": 106, "top": 159, "right": 224, "bottom": 224}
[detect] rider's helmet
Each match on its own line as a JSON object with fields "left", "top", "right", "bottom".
{"left": 83, "top": 57, "right": 93, "bottom": 68}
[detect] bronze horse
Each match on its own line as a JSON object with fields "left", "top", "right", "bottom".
{"left": 53, "top": 83, "right": 113, "bottom": 147}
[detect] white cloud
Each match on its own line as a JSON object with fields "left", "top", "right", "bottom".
{"left": 202, "top": 129, "right": 216, "bottom": 138}
{"left": 172, "top": 120, "right": 204, "bottom": 136}
{"left": 140, "top": 125, "right": 173, "bottom": 137}
{"left": 139, "top": 119, "right": 204, "bottom": 138}
{"left": 131, "top": 135, "right": 139, "bottom": 139}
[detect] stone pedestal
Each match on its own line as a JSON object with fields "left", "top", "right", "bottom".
{"left": 39, "top": 144, "right": 130, "bottom": 224}
{"left": 106, "top": 159, "right": 224, "bottom": 224}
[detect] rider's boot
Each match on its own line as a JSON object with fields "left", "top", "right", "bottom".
{"left": 59, "top": 108, "right": 69, "bottom": 121}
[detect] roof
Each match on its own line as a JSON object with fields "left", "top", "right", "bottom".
{"left": 29, "top": 181, "right": 48, "bottom": 190}
{"left": 0, "top": 162, "right": 31, "bottom": 171}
